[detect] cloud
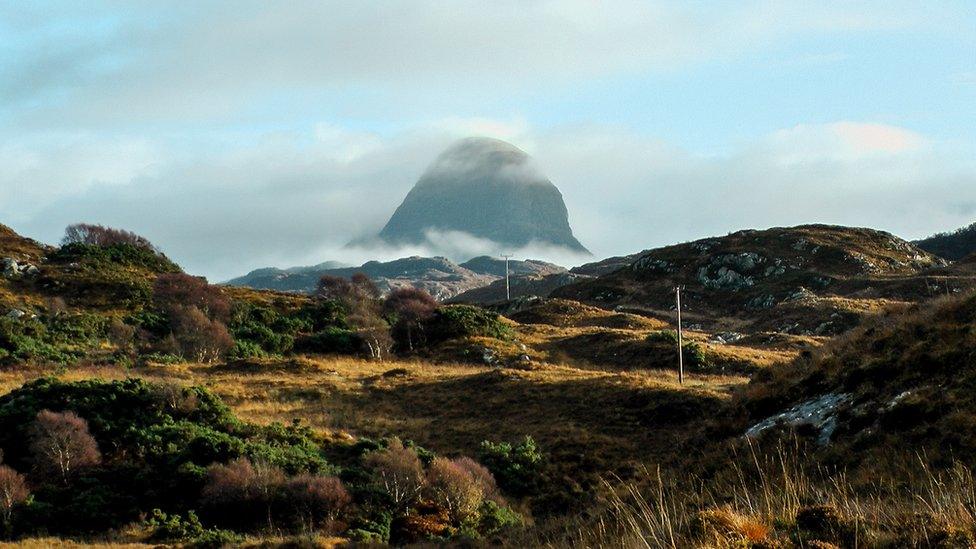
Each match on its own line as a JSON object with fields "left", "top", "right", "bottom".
{"left": 0, "top": 1, "right": 957, "bottom": 127}
{"left": 5, "top": 118, "right": 975, "bottom": 282}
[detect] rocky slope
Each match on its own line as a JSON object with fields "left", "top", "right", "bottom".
{"left": 226, "top": 255, "right": 566, "bottom": 301}
{"left": 739, "top": 287, "right": 976, "bottom": 470}
{"left": 376, "top": 137, "right": 589, "bottom": 253}
{"left": 553, "top": 225, "right": 966, "bottom": 335}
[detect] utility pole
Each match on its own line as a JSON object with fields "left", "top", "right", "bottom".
{"left": 501, "top": 254, "right": 513, "bottom": 300}
{"left": 676, "top": 287, "right": 683, "bottom": 384}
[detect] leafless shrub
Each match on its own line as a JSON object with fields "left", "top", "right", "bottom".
{"left": 425, "top": 457, "right": 485, "bottom": 525}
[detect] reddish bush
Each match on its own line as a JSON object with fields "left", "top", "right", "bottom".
{"left": 425, "top": 457, "right": 485, "bottom": 525}
{"left": 153, "top": 273, "right": 231, "bottom": 322}
{"left": 62, "top": 223, "right": 159, "bottom": 252}
{"left": 0, "top": 465, "right": 28, "bottom": 532}
{"left": 201, "top": 458, "right": 286, "bottom": 532}
{"left": 454, "top": 456, "right": 502, "bottom": 503}
{"left": 384, "top": 288, "right": 438, "bottom": 351}
{"left": 29, "top": 410, "right": 101, "bottom": 484}
{"left": 283, "top": 474, "right": 352, "bottom": 532}
{"left": 170, "top": 306, "right": 234, "bottom": 363}
{"left": 365, "top": 438, "right": 425, "bottom": 511}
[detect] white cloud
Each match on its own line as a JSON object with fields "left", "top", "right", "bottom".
{"left": 4, "top": 119, "right": 974, "bottom": 282}
{"left": 1, "top": 1, "right": 958, "bottom": 127}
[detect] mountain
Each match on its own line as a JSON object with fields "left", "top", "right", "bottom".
{"left": 375, "top": 137, "right": 589, "bottom": 253}
{"left": 226, "top": 255, "right": 566, "bottom": 301}
{"left": 552, "top": 224, "right": 964, "bottom": 335}
{"left": 914, "top": 221, "right": 976, "bottom": 261}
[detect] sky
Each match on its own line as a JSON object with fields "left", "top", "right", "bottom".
{"left": 1, "top": 1, "right": 975, "bottom": 281}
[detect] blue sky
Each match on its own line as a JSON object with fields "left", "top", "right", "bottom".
{"left": 1, "top": 1, "right": 975, "bottom": 279}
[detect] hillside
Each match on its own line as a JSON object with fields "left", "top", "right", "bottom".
{"left": 739, "top": 288, "right": 976, "bottom": 469}
{"left": 915, "top": 221, "right": 976, "bottom": 261}
{"left": 553, "top": 224, "right": 964, "bottom": 336}
{"left": 5, "top": 221, "right": 976, "bottom": 547}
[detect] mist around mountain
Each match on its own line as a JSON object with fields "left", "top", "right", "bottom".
{"left": 373, "top": 137, "right": 589, "bottom": 254}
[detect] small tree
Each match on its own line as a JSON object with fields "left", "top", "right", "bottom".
{"left": 365, "top": 438, "right": 425, "bottom": 512}
{"left": 384, "top": 288, "right": 438, "bottom": 352}
{"left": 425, "top": 457, "right": 485, "bottom": 525}
{"left": 283, "top": 474, "right": 351, "bottom": 532}
{"left": 0, "top": 465, "right": 28, "bottom": 536}
{"left": 29, "top": 410, "right": 101, "bottom": 485}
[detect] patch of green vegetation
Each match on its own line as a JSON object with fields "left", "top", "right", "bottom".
{"left": 479, "top": 436, "right": 546, "bottom": 497}
{"left": 49, "top": 243, "right": 181, "bottom": 274}
{"left": 0, "top": 314, "right": 106, "bottom": 365}
{"left": 425, "top": 304, "right": 513, "bottom": 344}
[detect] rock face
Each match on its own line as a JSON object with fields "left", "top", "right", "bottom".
{"left": 377, "top": 137, "right": 588, "bottom": 253}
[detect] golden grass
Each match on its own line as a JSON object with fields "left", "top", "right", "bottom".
{"left": 546, "top": 441, "right": 976, "bottom": 548}
{"left": 0, "top": 355, "right": 746, "bottom": 470}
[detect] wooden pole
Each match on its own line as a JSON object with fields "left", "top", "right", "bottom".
{"left": 676, "top": 287, "right": 683, "bottom": 384}
{"left": 501, "top": 254, "right": 513, "bottom": 300}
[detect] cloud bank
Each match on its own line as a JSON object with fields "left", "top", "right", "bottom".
{"left": 4, "top": 119, "right": 974, "bottom": 281}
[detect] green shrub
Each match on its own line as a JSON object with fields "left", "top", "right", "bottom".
{"left": 424, "top": 305, "right": 512, "bottom": 345}
{"left": 295, "top": 327, "right": 360, "bottom": 354}
{"left": 0, "top": 378, "right": 330, "bottom": 537}
{"left": 646, "top": 329, "right": 679, "bottom": 345}
{"left": 682, "top": 341, "right": 711, "bottom": 370}
{"left": 478, "top": 436, "right": 545, "bottom": 497}
{"left": 146, "top": 508, "right": 242, "bottom": 547}
{"left": 478, "top": 500, "right": 522, "bottom": 536}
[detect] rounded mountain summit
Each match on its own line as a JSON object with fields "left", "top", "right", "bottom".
{"left": 376, "top": 137, "right": 589, "bottom": 253}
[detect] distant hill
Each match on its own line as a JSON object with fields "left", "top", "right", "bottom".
{"left": 375, "top": 137, "right": 589, "bottom": 253}
{"left": 914, "top": 221, "right": 976, "bottom": 261}
{"left": 552, "top": 224, "right": 964, "bottom": 336}
{"left": 226, "top": 255, "right": 566, "bottom": 301}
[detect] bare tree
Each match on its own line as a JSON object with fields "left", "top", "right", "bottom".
{"left": 0, "top": 465, "right": 28, "bottom": 536}
{"left": 365, "top": 438, "right": 425, "bottom": 512}
{"left": 29, "top": 410, "right": 101, "bottom": 485}
{"left": 62, "top": 223, "right": 159, "bottom": 252}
